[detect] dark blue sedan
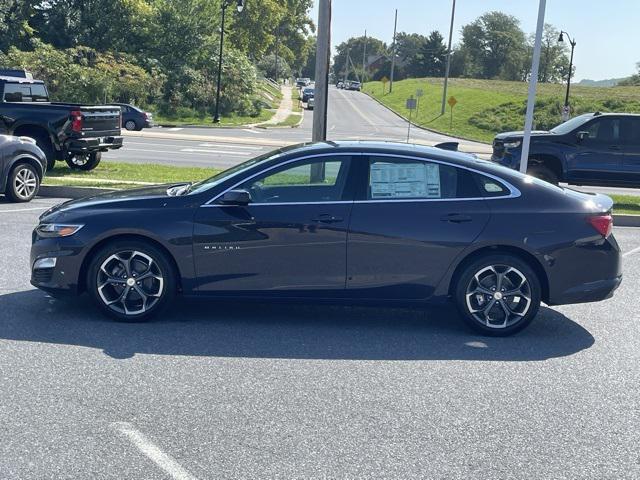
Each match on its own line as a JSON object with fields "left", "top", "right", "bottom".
{"left": 30, "top": 142, "right": 621, "bottom": 335}
{"left": 113, "top": 103, "right": 154, "bottom": 131}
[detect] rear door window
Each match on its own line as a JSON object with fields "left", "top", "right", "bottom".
{"left": 585, "top": 118, "right": 621, "bottom": 144}
{"left": 367, "top": 157, "right": 481, "bottom": 200}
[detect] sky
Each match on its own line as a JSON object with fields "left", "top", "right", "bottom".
{"left": 309, "top": 0, "right": 640, "bottom": 81}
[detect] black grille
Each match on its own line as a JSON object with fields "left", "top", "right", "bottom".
{"left": 492, "top": 139, "right": 505, "bottom": 157}
{"left": 32, "top": 268, "right": 53, "bottom": 284}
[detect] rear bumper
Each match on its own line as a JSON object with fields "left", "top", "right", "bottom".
{"left": 547, "top": 276, "right": 622, "bottom": 305}
{"left": 66, "top": 135, "right": 124, "bottom": 153}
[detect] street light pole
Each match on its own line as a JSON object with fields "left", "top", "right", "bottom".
{"left": 312, "top": 0, "right": 331, "bottom": 142}
{"left": 558, "top": 31, "right": 576, "bottom": 109}
{"left": 362, "top": 29, "right": 368, "bottom": 83}
{"left": 213, "top": 0, "right": 245, "bottom": 123}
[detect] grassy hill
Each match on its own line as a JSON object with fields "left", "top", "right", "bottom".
{"left": 363, "top": 78, "right": 640, "bottom": 143}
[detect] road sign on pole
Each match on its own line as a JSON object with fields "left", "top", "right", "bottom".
{"left": 447, "top": 96, "right": 457, "bottom": 128}
{"left": 415, "top": 89, "right": 424, "bottom": 117}
{"left": 406, "top": 96, "right": 417, "bottom": 143}
{"left": 380, "top": 76, "right": 389, "bottom": 95}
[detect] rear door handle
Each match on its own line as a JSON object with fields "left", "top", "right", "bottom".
{"left": 608, "top": 145, "right": 621, "bottom": 151}
{"left": 440, "top": 213, "right": 472, "bottom": 223}
{"left": 312, "top": 214, "right": 344, "bottom": 224}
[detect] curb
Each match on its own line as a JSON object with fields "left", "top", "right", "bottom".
{"left": 362, "top": 90, "right": 493, "bottom": 154}
{"left": 614, "top": 214, "right": 640, "bottom": 227}
{"left": 122, "top": 130, "right": 292, "bottom": 148}
{"left": 39, "top": 185, "right": 115, "bottom": 199}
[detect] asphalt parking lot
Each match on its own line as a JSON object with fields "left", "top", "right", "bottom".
{"left": 1, "top": 196, "right": 639, "bottom": 479}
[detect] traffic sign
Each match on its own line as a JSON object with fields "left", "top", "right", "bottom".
{"left": 406, "top": 97, "right": 417, "bottom": 110}
{"left": 416, "top": 89, "right": 424, "bottom": 98}
{"left": 448, "top": 96, "right": 457, "bottom": 108}
{"left": 380, "top": 76, "right": 389, "bottom": 95}
{"left": 380, "top": 76, "right": 389, "bottom": 84}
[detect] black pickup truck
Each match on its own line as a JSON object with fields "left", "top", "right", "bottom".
{"left": 0, "top": 70, "right": 123, "bottom": 170}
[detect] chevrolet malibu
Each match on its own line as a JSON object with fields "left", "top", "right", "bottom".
{"left": 31, "top": 141, "right": 622, "bottom": 336}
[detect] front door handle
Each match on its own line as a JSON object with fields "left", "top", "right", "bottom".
{"left": 440, "top": 213, "right": 472, "bottom": 223}
{"left": 312, "top": 214, "right": 343, "bottom": 224}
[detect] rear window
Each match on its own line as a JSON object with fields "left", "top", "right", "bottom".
{"left": 3, "top": 83, "right": 49, "bottom": 102}
{"left": 475, "top": 174, "right": 511, "bottom": 197}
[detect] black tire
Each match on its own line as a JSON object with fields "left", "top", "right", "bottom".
{"left": 124, "top": 119, "right": 138, "bottom": 131}
{"left": 66, "top": 151, "right": 102, "bottom": 171}
{"left": 527, "top": 164, "right": 559, "bottom": 185}
{"left": 87, "top": 240, "right": 177, "bottom": 322}
{"left": 5, "top": 162, "right": 40, "bottom": 202}
{"left": 31, "top": 134, "right": 56, "bottom": 171}
{"left": 454, "top": 254, "right": 541, "bottom": 336}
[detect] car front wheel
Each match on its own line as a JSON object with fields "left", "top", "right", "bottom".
{"left": 87, "top": 241, "right": 176, "bottom": 322}
{"left": 66, "top": 152, "right": 102, "bottom": 171}
{"left": 6, "top": 162, "right": 40, "bottom": 202}
{"left": 454, "top": 254, "right": 541, "bottom": 336}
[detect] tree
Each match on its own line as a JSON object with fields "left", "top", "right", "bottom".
{"left": 412, "top": 30, "right": 447, "bottom": 77}
{"left": 394, "top": 32, "right": 427, "bottom": 77}
{"left": 0, "top": 0, "right": 39, "bottom": 51}
{"left": 458, "top": 11, "right": 528, "bottom": 80}
{"left": 257, "top": 53, "right": 292, "bottom": 80}
{"left": 619, "top": 63, "right": 640, "bottom": 86}
{"left": 535, "top": 24, "right": 570, "bottom": 83}
{"left": 333, "top": 35, "right": 386, "bottom": 81}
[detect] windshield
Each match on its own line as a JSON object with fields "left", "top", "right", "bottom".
{"left": 188, "top": 149, "right": 285, "bottom": 194}
{"left": 550, "top": 114, "right": 593, "bottom": 135}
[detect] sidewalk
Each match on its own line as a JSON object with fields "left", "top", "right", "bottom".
{"left": 254, "top": 85, "right": 295, "bottom": 126}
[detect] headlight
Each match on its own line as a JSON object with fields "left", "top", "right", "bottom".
{"left": 503, "top": 140, "right": 521, "bottom": 149}
{"left": 36, "top": 224, "right": 84, "bottom": 238}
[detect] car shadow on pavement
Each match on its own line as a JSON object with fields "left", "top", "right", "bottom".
{"left": 0, "top": 289, "right": 594, "bottom": 361}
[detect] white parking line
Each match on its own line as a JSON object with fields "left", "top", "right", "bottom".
{"left": 165, "top": 127, "right": 184, "bottom": 132}
{"left": 623, "top": 246, "right": 640, "bottom": 258}
{"left": 199, "top": 143, "right": 262, "bottom": 150}
{"left": 180, "top": 148, "right": 249, "bottom": 156}
{"left": 242, "top": 128, "right": 263, "bottom": 134}
{"left": 112, "top": 422, "right": 199, "bottom": 480}
{"left": 0, "top": 206, "right": 48, "bottom": 213}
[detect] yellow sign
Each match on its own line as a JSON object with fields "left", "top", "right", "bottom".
{"left": 380, "top": 76, "right": 389, "bottom": 85}
{"left": 448, "top": 96, "right": 457, "bottom": 108}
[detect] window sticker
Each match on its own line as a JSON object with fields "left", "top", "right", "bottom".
{"left": 370, "top": 162, "right": 441, "bottom": 199}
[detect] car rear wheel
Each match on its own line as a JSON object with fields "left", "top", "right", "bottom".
{"left": 31, "top": 134, "right": 56, "bottom": 171}
{"left": 6, "top": 162, "right": 40, "bottom": 202}
{"left": 454, "top": 254, "right": 541, "bottom": 336}
{"left": 527, "top": 164, "right": 559, "bottom": 185}
{"left": 66, "top": 152, "right": 101, "bottom": 171}
{"left": 87, "top": 241, "right": 176, "bottom": 322}
{"left": 124, "top": 120, "right": 138, "bottom": 131}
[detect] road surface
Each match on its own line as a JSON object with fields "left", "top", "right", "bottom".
{"left": 1, "top": 196, "right": 639, "bottom": 479}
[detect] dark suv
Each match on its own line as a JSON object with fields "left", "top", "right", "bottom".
{"left": 491, "top": 112, "right": 640, "bottom": 187}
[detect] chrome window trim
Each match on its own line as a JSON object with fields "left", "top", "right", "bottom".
{"left": 200, "top": 151, "right": 521, "bottom": 207}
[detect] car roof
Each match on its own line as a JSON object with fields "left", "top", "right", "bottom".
{"left": 0, "top": 76, "right": 45, "bottom": 84}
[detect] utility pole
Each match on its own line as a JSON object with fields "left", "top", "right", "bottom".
{"left": 362, "top": 29, "right": 368, "bottom": 83}
{"left": 520, "top": 0, "right": 547, "bottom": 174}
{"left": 389, "top": 9, "right": 398, "bottom": 93}
{"left": 440, "top": 0, "right": 456, "bottom": 115}
{"left": 274, "top": 25, "right": 279, "bottom": 84}
{"left": 344, "top": 45, "right": 350, "bottom": 82}
{"left": 312, "top": 0, "right": 331, "bottom": 142}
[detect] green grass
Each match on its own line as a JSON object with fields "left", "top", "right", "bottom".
{"left": 154, "top": 108, "right": 275, "bottom": 127}
{"left": 44, "top": 161, "right": 220, "bottom": 189}
{"left": 364, "top": 78, "right": 640, "bottom": 143}
{"left": 610, "top": 194, "right": 640, "bottom": 215}
{"left": 43, "top": 160, "right": 640, "bottom": 216}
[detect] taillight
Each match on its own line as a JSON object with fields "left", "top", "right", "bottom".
{"left": 70, "top": 110, "right": 83, "bottom": 132}
{"left": 588, "top": 214, "right": 613, "bottom": 237}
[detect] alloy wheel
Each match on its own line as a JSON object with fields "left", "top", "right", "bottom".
{"left": 465, "top": 264, "right": 532, "bottom": 329}
{"left": 13, "top": 167, "right": 38, "bottom": 200}
{"left": 97, "top": 250, "right": 164, "bottom": 316}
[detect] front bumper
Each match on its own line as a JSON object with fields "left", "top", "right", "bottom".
{"left": 30, "top": 234, "right": 85, "bottom": 295}
{"left": 66, "top": 135, "right": 124, "bottom": 153}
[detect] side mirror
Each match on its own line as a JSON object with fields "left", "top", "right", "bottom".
{"left": 577, "top": 131, "right": 589, "bottom": 142}
{"left": 219, "top": 189, "right": 251, "bottom": 206}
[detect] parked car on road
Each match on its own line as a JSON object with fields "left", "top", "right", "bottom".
{"left": 296, "top": 78, "right": 311, "bottom": 88}
{"left": 0, "top": 70, "right": 123, "bottom": 171}
{"left": 492, "top": 112, "right": 640, "bottom": 187}
{"left": 31, "top": 141, "right": 621, "bottom": 335}
{"left": 0, "top": 134, "right": 47, "bottom": 202}
{"left": 114, "top": 103, "right": 154, "bottom": 131}
{"left": 306, "top": 96, "right": 315, "bottom": 110}
{"left": 346, "top": 81, "right": 362, "bottom": 91}
{"left": 336, "top": 81, "right": 344, "bottom": 89}
{"left": 302, "top": 87, "right": 315, "bottom": 103}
